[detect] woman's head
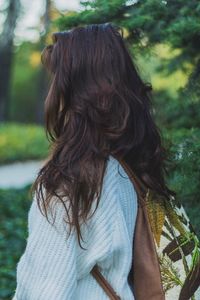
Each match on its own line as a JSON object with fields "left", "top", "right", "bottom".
{"left": 41, "top": 23, "right": 151, "bottom": 143}
{"left": 33, "top": 23, "right": 175, "bottom": 248}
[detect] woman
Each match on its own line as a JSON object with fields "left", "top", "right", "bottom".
{"left": 13, "top": 23, "right": 174, "bottom": 299}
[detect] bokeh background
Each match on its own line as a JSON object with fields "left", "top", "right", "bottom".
{"left": 0, "top": 0, "right": 200, "bottom": 298}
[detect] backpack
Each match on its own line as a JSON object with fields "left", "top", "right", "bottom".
{"left": 90, "top": 157, "right": 200, "bottom": 300}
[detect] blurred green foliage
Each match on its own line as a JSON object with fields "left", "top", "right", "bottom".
{"left": 0, "top": 123, "right": 49, "bottom": 164}
{"left": 164, "top": 128, "right": 200, "bottom": 207}
{"left": 0, "top": 185, "right": 32, "bottom": 300}
{"left": 10, "top": 42, "right": 42, "bottom": 123}
{"left": 57, "top": 0, "right": 200, "bottom": 59}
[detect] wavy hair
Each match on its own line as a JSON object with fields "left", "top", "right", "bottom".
{"left": 32, "top": 23, "right": 176, "bottom": 248}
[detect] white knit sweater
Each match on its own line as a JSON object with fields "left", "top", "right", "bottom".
{"left": 13, "top": 155, "right": 138, "bottom": 300}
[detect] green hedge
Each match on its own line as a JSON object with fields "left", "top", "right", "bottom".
{"left": 0, "top": 186, "right": 32, "bottom": 299}
{"left": 0, "top": 123, "right": 49, "bottom": 165}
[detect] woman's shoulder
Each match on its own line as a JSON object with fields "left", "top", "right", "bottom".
{"left": 106, "top": 155, "right": 138, "bottom": 234}
{"left": 95, "top": 155, "right": 120, "bottom": 207}
{"left": 89, "top": 154, "right": 137, "bottom": 226}
{"left": 106, "top": 155, "right": 137, "bottom": 196}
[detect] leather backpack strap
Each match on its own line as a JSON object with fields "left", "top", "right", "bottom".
{"left": 114, "top": 156, "right": 148, "bottom": 202}
{"left": 91, "top": 265, "right": 121, "bottom": 300}
{"left": 115, "top": 157, "right": 165, "bottom": 300}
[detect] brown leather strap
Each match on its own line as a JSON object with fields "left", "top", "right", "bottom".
{"left": 91, "top": 264, "right": 121, "bottom": 299}
{"left": 114, "top": 156, "right": 165, "bottom": 300}
{"left": 113, "top": 155, "right": 148, "bottom": 202}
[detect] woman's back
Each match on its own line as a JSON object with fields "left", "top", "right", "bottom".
{"left": 13, "top": 155, "right": 138, "bottom": 299}
{"left": 13, "top": 22, "right": 175, "bottom": 299}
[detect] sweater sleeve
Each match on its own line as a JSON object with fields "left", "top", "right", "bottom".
{"left": 12, "top": 194, "right": 78, "bottom": 300}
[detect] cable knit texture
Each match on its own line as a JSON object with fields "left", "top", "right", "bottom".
{"left": 13, "top": 155, "right": 138, "bottom": 299}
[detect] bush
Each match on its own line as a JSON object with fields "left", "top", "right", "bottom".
{"left": 163, "top": 127, "right": 200, "bottom": 236}
{"left": 0, "top": 186, "right": 31, "bottom": 299}
{"left": 0, "top": 123, "right": 49, "bottom": 165}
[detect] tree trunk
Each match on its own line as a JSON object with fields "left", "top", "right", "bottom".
{"left": 0, "top": 0, "right": 21, "bottom": 122}
{"left": 35, "top": 0, "right": 51, "bottom": 124}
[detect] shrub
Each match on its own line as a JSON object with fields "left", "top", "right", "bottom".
{"left": 163, "top": 127, "right": 200, "bottom": 236}
{"left": 0, "top": 123, "right": 49, "bottom": 165}
{"left": 0, "top": 186, "right": 32, "bottom": 299}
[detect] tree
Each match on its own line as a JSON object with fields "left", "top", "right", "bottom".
{"left": 0, "top": 0, "right": 21, "bottom": 122}
{"left": 56, "top": 0, "right": 200, "bottom": 128}
{"left": 35, "top": 0, "right": 52, "bottom": 124}
{"left": 57, "top": 0, "right": 200, "bottom": 65}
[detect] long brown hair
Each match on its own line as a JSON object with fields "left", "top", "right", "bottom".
{"left": 32, "top": 23, "right": 175, "bottom": 248}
